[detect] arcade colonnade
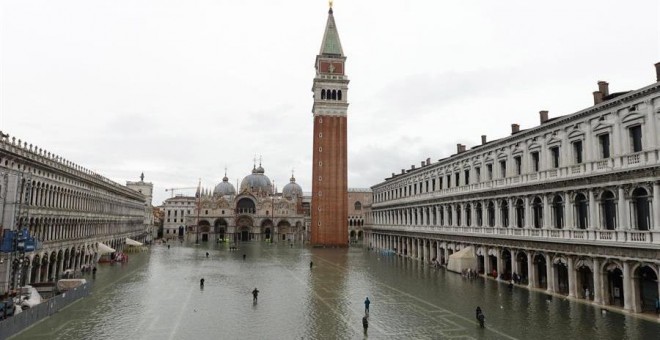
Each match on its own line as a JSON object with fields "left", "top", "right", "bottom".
{"left": 366, "top": 232, "right": 660, "bottom": 314}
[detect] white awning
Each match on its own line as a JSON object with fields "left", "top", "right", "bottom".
{"left": 125, "top": 238, "right": 143, "bottom": 246}
{"left": 97, "top": 242, "right": 116, "bottom": 254}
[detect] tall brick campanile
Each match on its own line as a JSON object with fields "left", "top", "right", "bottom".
{"left": 311, "top": 4, "right": 349, "bottom": 247}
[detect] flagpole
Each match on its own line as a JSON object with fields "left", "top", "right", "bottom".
{"left": 196, "top": 178, "right": 201, "bottom": 245}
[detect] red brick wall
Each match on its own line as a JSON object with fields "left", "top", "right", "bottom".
{"left": 311, "top": 115, "right": 348, "bottom": 246}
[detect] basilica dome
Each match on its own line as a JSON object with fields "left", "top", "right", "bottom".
{"left": 214, "top": 175, "right": 236, "bottom": 196}
{"left": 240, "top": 165, "right": 272, "bottom": 193}
{"left": 282, "top": 175, "right": 303, "bottom": 198}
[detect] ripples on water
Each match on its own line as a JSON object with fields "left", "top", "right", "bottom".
{"left": 12, "top": 242, "right": 660, "bottom": 340}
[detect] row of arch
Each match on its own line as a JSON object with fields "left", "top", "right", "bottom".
{"left": 18, "top": 178, "right": 143, "bottom": 215}
{"left": 368, "top": 232, "right": 660, "bottom": 314}
{"left": 373, "top": 186, "right": 654, "bottom": 231}
{"left": 320, "top": 89, "right": 342, "bottom": 101}
{"left": 10, "top": 238, "right": 129, "bottom": 288}
{"left": 19, "top": 216, "right": 144, "bottom": 243}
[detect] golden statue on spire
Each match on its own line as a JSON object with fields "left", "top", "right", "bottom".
{"left": 329, "top": 0, "right": 333, "bottom": 9}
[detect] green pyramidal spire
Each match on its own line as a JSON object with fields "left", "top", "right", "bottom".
{"left": 319, "top": 7, "right": 344, "bottom": 56}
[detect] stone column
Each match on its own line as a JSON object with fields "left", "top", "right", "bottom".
{"left": 546, "top": 254, "right": 554, "bottom": 293}
{"left": 44, "top": 260, "right": 50, "bottom": 282}
{"left": 565, "top": 193, "right": 574, "bottom": 229}
{"left": 543, "top": 196, "right": 551, "bottom": 228}
{"left": 653, "top": 182, "right": 660, "bottom": 230}
{"left": 511, "top": 250, "right": 517, "bottom": 279}
{"left": 528, "top": 252, "right": 536, "bottom": 288}
{"left": 508, "top": 198, "right": 514, "bottom": 228}
{"left": 470, "top": 203, "right": 477, "bottom": 228}
{"left": 495, "top": 201, "right": 501, "bottom": 228}
{"left": 460, "top": 203, "right": 466, "bottom": 227}
{"left": 593, "top": 258, "right": 602, "bottom": 304}
{"left": 618, "top": 187, "right": 628, "bottom": 229}
{"left": 484, "top": 247, "right": 491, "bottom": 276}
{"left": 623, "top": 261, "right": 632, "bottom": 311}
{"left": 25, "top": 261, "right": 33, "bottom": 284}
{"left": 35, "top": 263, "right": 41, "bottom": 283}
{"left": 524, "top": 196, "right": 531, "bottom": 229}
{"left": 589, "top": 190, "right": 597, "bottom": 229}
{"left": 567, "top": 256, "right": 576, "bottom": 298}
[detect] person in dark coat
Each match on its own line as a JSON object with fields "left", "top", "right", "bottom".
{"left": 252, "top": 288, "right": 259, "bottom": 302}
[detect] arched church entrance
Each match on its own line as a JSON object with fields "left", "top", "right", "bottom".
{"left": 236, "top": 216, "right": 253, "bottom": 242}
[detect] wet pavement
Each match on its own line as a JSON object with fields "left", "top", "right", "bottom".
{"left": 12, "top": 241, "right": 660, "bottom": 339}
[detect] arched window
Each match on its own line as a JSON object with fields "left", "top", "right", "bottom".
{"left": 321, "top": 89, "right": 326, "bottom": 99}
{"left": 487, "top": 202, "right": 495, "bottom": 227}
{"left": 532, "top": 197, "right": 543, "bottom": 228}
{"left": 338, "top": 90, "right": 342, "bottom": 100}
{"left": 465, "top": 204, "right": 472, "bottom": 226}
{"left": 456, "top": 205, "right": 462, "bottom": 226}
{"left": 501, "top": 200, "right": 509, "bottom": 227}
{"left": 553, "top": 195, "right": 564, "bottom": 229}
{"left": 575, "top": 193, "right": 588, "bottom": 229}
{"left": 632, "top": 187, "right": 650, "bottom": 230}
{"left": 331, "top": 90, "right": 337, "bottom": 100}
{"left": 515, "top": 199, "right": 524, "bottom": 228}
{"left": 354, "top": 201, "right": 362, "bottom": 210}
{"left": 476, "top": 203, "right": 483, "bottom": 226}
{"left": 601, "top": 190, "right": 616, "bottom": 230}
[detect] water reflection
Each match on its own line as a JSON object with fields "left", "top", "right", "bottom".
{"left": 11, "top": 242, "right": 660, "bottom": 340}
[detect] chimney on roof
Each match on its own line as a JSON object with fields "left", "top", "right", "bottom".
{"left": 511, "top": 124, "right": 520, "bottom": 134}
{"left": 411, "top": 165, "right": 415, "bottom": 170}
{"left": 421, "top": 161, "right": 425, "bottom": 167}
{"left": 456, "top": 144, "right": 466, "bottom": 153}
{"left": 426, "top": 157, "right": 431, "bottom": 165}
{"left": 392, "top": 173, "right": 396, "bottom": 177}
{"left": 593, "top": 91, "right": 603, "bottom": 105}
{"left": 597, "top": 81, "right": 609, "bottom": 97}
{"left": 401, "top": 169, "right": 405, "bottom": 174}
{"left": 655, "top": 62, "right": 660, "bottom": 82}
{"left": 481, "top": 135, "right": 487, "bottom": 145}
{"left": 539, "top": 110, "right": 549, "bottom": 124}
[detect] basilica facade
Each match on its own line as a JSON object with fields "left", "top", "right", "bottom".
{"left": 366, "top": 63, "right": 660, "bottom": 315}
{"left": 162, "top": 164, "right": 309, "bottom": 243}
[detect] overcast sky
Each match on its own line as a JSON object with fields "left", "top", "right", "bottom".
{"left": 1, "top": 0, "right": 659, "bottom": 205}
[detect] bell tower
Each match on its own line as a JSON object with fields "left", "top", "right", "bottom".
{"left": 311, "top": 3, "right": 349, "bottom": 247}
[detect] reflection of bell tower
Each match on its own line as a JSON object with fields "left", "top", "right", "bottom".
{"left": 311, "top": 3, "right": 349, "bottom": 246}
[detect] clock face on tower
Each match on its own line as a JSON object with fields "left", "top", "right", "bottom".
{"left": 319, "top": 61, "right": 343, "bottom": 75}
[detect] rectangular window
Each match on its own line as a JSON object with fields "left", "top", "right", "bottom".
{"left": 455, "top": 173, "right": 460, "bottom": 187}
{"left": 432, "top": 179, "right": 436, "bottom": 191}
{"left": 438, "top": 177, "right": 443, "bottom": 190}
{"left": 531, "top": 152, "right": 540, "bottom": 172}
{"left": 447, "top": 175, "right": 451, "bottom": 188}
{"left": 464, "top": 169, "right": 470, "bottom": 185}
{"left": 514, "top": 156, "right": 522, "bottom": 175}
{"left": 551, "top": 147, "right": 560, "bottom": 168}
{"left": 500, "top": 160, "right": 507, "bottom": 178}
{"left": 573, "top": 140, "right": 583, "bottom": 164}
{"left": 599, "top": 134, "right": 610, "bottom": 158}
{"left": 475, "top": 167, "right": 481, "bottom": 182}
{"left": 486, "top": 164, "right": 493, "bottom": 180}
{"left": 630, "top": 125, "right": 642, "bottom": 152}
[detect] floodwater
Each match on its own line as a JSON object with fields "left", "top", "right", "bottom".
{"left": 12, "top": 241, "right": 660, "bottom": 340}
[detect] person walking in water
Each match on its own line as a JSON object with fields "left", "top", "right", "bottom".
{"left": 310, "top": 261, "right": 314, "bottom": 269}
{"left": 206, "top": 252, "right": 209, "bottom": 258}
{"left": 476, "top": 306, "right": 485, "bottom": 328}
{"left": 243, "top": 254, "right": 246, "bottom": 260}
{"left": 364, "top": 297, "right": 371, "bottom": 315}
{"left": 252, "top": 288, "right": 259, "bottom": 303}
{"left": 200, "top": 278, "right": 205, "bottom": 287}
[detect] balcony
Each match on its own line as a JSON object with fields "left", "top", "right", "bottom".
{"left": 373, "top": 149, "right": 660, "bottom": 208}
{"left": 367, "top": 224, "right": 660, "bottom": 246}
